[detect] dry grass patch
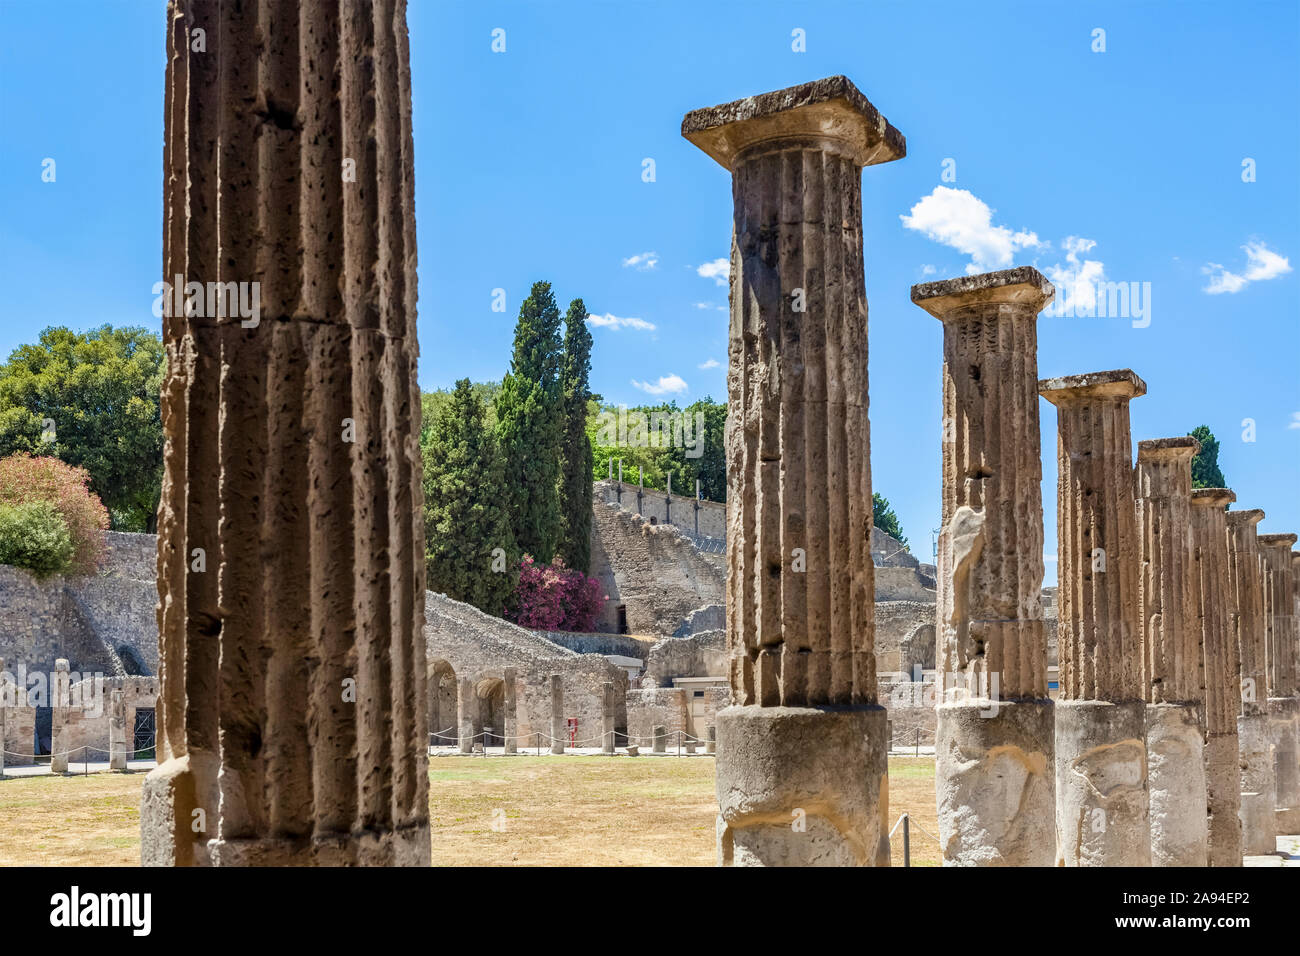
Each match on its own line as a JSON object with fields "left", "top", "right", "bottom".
{"left": 0, "top": 755, "right": 938, "bottom": 866}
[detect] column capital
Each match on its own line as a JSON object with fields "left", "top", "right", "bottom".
{"left": 1226, "top": 509, "right": 1265, "bottom": 528}
{"left": 1291, "top": 550, "right": 1300, "bottom": 568}
{"left": 1038, "top": 368, "right": 1146, "bottom": 405}
{"left": 682, "top": 74, "right": 905, "bottom": 171}
{"left": 1258, "top": 532, "right": 1298, "bottom": 551}
{"left": 911, "top": 266, "right": 1054, "bottom": 319}
{"left": 1137, "top": 436, "right": 1200, "bottom": 463}
{"left": 1191, "top": 487, "right": 1236, "bottom": 508}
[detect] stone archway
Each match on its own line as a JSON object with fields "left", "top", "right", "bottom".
{"left": 428, "top": 660, "right": 457, "bottom": 747}
{"left": 476, "top": 678, "right": 505, "bottom": 747}
{"left": 902, "top": 623, "right": 936, "bottom": 677}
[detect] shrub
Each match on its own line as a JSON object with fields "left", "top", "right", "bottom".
{"left": 0, "top": 501, "right": 75, "bottom": 577}
{"left": 507, "top": 554, "right": 606, "bottom": 632}
{"left": 0, "top": 454, "right": 108, "bottom": 575}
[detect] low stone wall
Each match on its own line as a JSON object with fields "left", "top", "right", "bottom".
{"left": 880, "top": 679, "right": 938, "bottom": 751}
{"left": 535, "top": 630, "right": 654, "bottom": 659}
{"left": 875, "top": 601, "right": 937, "bottom": 675}
{"left": 644, "top": 630, "right": 726, "bottom": 685}
{"left": 875, "top": 565, "right": 937, "bottom": 602}
{"left": 595, "top": 479, "right": 726, "bottom": 539}
{"left": 55, "top": 675, "right": 158, "bottom": 760}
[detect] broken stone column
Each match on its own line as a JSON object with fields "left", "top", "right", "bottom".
{"left": 51, "top": 659, "right": 70, "bottom": 775}
{"left": 652, "top": 725, "right": 667, "bottom": 754}
{"left": 109, "top": 689, "right": 128, "bottom": 771}
{"left": 457, "top": 678, "right": 475, "bottom": 754}
{"left": 549, "top": 675, "right": 564, "bottom": 755}
{"left": 1135, "top": 437, "right": 1207, "bottom": 866}
{"left": 1258, "top": 533, "right": 1300, "bottom": 833}
{"left": 502, "top": 668, "right": 518, "bottom": 755}
{"left": 1227, "top": 509, "right": 1275, "bottom": 853}
{"left": 1191, "top": 488, "right": 1243, "bottom": 866}
{"left": 683, "top": 75, "right": 903, "bottom": 868}
{"left": 601, "top": 681, "right": 616, "bottom": 754}
{"left": 1039, "top": 370, "right": 1149, "bottom": 866}
{"left": 141, "top": 0, "right": 429, "bottom": 866}
{"left": 705, "top": 725, "right": 716, "bottom": 755}
{"left": 911, "top": 267, "right": 1056, "bottom": 867}
{"left": 0, "top": 657, "right": 6, "bottom": 779}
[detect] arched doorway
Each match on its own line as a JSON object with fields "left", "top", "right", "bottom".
{"left": 118, "top": 646, "right": 149, "bottom": 676}
{"left": 427, "top": 660, "right": 457, "bottom": 747}
{"left": 476, "top": 677, "right": 505, "bottom": 747}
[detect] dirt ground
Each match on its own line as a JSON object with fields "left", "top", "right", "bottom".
{"left": 0, "top": 755, "right": 940, "bottom": 866}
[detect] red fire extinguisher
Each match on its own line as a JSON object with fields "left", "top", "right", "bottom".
{"left": 567, "top": 717, "right": 577, "bottom": 748}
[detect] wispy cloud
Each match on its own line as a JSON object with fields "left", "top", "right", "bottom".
{"left": 698, "top": 358, "right": 720, "bottom": 369}
{"left": 900, "top": 186, "right": 1042, "bottom": 274}
{"left": 696, "top": 258, "right": 730, "bottom": 287}
{"left": 694, "top": 302, "right": 726, "bottom": 312}
{"left": 631, "top": 374, "right": 688, "bottom": 395}
{"left": 1202, "top": 241, "right": 1291, "bottom": 294}
{"left": 586, "top": 312, "right": 656, "bottom": 332}
{"left": 622, "top": 251, "right": 659, "bottom": 271}
{"left": 1288, "top": 411, "right": 1300, "bottom": 430}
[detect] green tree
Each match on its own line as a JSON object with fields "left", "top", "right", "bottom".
{"left": 0, "top": 326, "right": 164, "bottom": 531}
{"left": 422, "top": 380, "right": 517, "bottom": 615}
{"left": 557, "top": 299, "right": 594, "bottom": 572}
{"left": 663, "top": 397, "right": 727, "bottom": 502}
{"left": 873, "top": 492, "right": 907, "bottom": 545}
{"left": 1189, "top": 425, "right": 1227, "bottom": 489}
{"left": 496, "top": 281, "right": 564, "bottom": 563}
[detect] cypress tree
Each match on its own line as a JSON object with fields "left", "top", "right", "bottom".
{"left": 557, "top": 298, "right": 594, "bottom": 572}
{"left": 422, "top": 380, "right": 517, "bottom": 615}
{"left": 496, "top": 281, "right": 564, "bottom": 563}
{"left": 1189, "top": 424, "right": 1227, "bottom": 489}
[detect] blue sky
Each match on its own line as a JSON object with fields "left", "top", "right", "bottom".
{"left": 1, "top": 0, "right": 1297, "bottom": 583}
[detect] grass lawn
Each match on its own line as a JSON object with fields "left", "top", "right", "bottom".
{"left": 0, "top": 755, "right": 939, "bottom": 866}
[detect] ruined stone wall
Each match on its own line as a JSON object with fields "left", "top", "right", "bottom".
{"left": 588, "top": 500, "right": 725, "bottom": 635}
{"left": 595, "top": 479, "right": 726, "bottom": 540}
{"left": 534, "top": 631, "right": 654, "bottom": 659}
{"left": 626, "top": 687, "right": 686, "bottom": 746}
{"left": 424, "top": 591, "right": 628, "bottom": 747}
{"left": 874, "top": 566, "right": 937, "bottom": 602}
{"left": 644, "top": 630, "right": 727, "bottom": 684}
{"left": 55, "top": 675, "right": 158, "bottom": 760}
{"left": 0, "top": 532, "right": 159, "bottom": 679}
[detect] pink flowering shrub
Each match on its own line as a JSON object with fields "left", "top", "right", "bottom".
{"left": 0, "top": 454, "right": 108, "bottom": 575}
{"left": 507, "top": 554, "right": 605, "bottom": 632}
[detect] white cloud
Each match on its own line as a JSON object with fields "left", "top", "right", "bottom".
{"left": 1044, "top": 236, "right": 1106, "bottom": 315}
{"left": 631, "top": 374, "right": 688, "bottom": 395}
{"left": 622, "top": 251, "right": 659, "bottom": 271}
{"left": 1289, "top": 411, "right": 1300, "bottom": 430}
{"left": 696, "top": 258, "right": 730, "bottom": 287}
{"left": 586, "top": 312, "right": 656, "bottom": 332}
{"left": 900, "top": 186, "right": 1042, "bottom": 274}
{"left": 694, "top": 302, "right": 726, "bottom": 312}
{"left": 920, "top": 264, "right": 938, "bottom": 276}
{"left": 1202, "top": 241, "right": 1292, "bottom": 294}
{"left": 698, "top": 358, "right": 720, "bottom": 369}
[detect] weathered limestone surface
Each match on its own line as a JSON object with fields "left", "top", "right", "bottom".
{"left": 1039, "top": 370, "right": 1149, "bottom": 866}
{"left": 1191, "top": 488, "right": 1242, "bottom": 866}
{"left": 684, "top": 76, "right": 903, "bottom": 866}
{"left": 1227, "top": 510, "right": 1275, "bottom": 854}
{"left": 1258, "top": 533, "right": 1300, "bottom": 832}
{"left": 457, "top": 677, "right": 474, "bottom": 754}
{"left": 912, "top": 266, "right": 1055, "bottom": 866}
{"left": 50, "top": 659, "right": 70, "bottom": 774}
{"left": 142, "top": 0, "right": 429, "bottom": 866}
{"left": 109, "top": 689, "right": 128, "bottom": 771}
{"left": 549, "top": 675, "right": 565, "bottom": 754}
{"left": 601, "top": 681, "right": 616, "bottom": 753}
{"left": 1135, "top": 438, "right": 1206, "bottom": 866}
{"left": 502, "top": 666, "right": 518, "bottom": 755}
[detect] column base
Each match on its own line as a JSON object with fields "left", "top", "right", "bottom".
{"left": 1238, "top": 713, "right": 1276, "bottom": 852}
{"left": 1204, "top": 733, "right": 1243, "bottom": 867}
{"left": 1267, "top": 698, "right": 1300, "bottom": 830}
{"left": 1054, "top": 699, "right": 1150, "bottom": 866}
{"left": 714, "top": 705, "right": 889, "bottom": 867}
{"left": 935, "top": 698, "right": 1055, "bottom": 866}
{"left": 1146, "top": 703, "right": 1208, "bottom": 866}
{"left": 208, "top": 822, "right": 431, "bottom": 866}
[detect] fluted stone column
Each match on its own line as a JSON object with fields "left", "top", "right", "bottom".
{"left": 1191, "top": 488, "right": 1243, "bottom": 866}
{"left": 1259, "top": 533, "right": 1300, "bottom": 833}
{"left": 1136, "top": 437, "right": 1207, "bottom": 866}
{"left": 141, "top": 0, "right": 429, "bottom": 866}
{"left": 683, "top": 76, "right": 904, "bottom": 867}
{"left": 549, "top": 675, "right": 564, "bottom": 755}
{"left": 457, "top": 678, "right": 475, "bottom": 754}
{"left": 1227, "top": 510, "right": 1275, "bottom": 853}
{"left": 911, "top": 267, "right": 1056, "bottom": 866}
{"left": 51, "top": 659, "right": 70, "bottom": 775}
{"left": 502, "top": 667, "right": 518, "bottom": 755}
{"left": 601, "top": 682, "right": 616, "bottom": 754}
{"left": 1039, "top": 370, "right": 1149, "bottom": 866}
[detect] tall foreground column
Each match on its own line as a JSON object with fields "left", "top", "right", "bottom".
{"left": 142, "top": 0, "right": 429, "bottom": 866}
{"left": 911, "top": 267, "right": 1056, "bottom": 866}
{"left": 1258, "top": 532, "right": 1300, "bottom": 833}
{"left": 1135, "top": 438, "right": 1207, "bottom": 866}
{"left": 1227, "top": 510, "right": 1275, "bottom": 853}
{"left": 1191, "top": 489, "right": 1243, "bottom": 866}
{"left": 683, "top": 76, "right": 905, "bottom": 866}
{"left": 1039, "top": 370, "right": 1149, "bottom": 866}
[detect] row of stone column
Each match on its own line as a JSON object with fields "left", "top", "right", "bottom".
{"left": 912, "top": 267, "right": 1298, "bottom": 866}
